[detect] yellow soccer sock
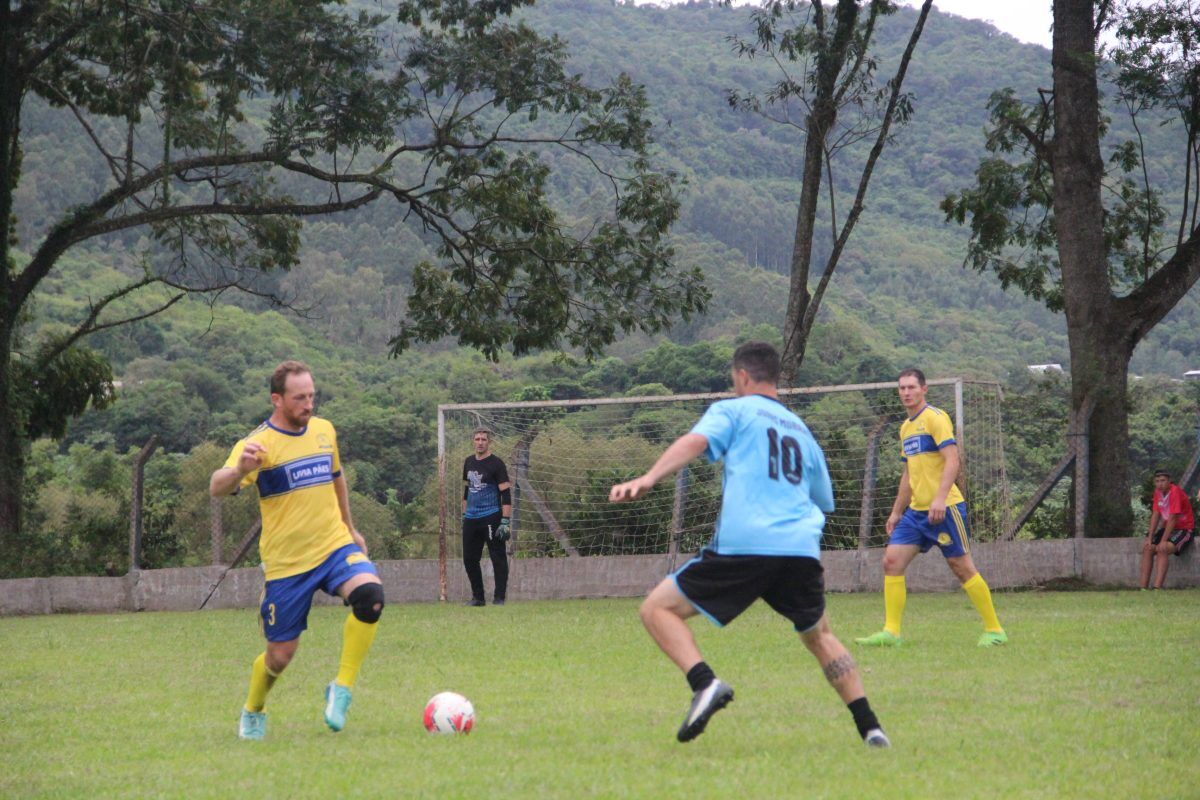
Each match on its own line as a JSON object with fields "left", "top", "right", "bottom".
{"left": 244, "top": 652, "right": 279, "bottom": 713}
{"left": 883, "top": 575, "right": 906, "bottom": 636}
{"left": 335, "top": 614, "right": 379, "bottom": 689}
{"left": 963, "top": 573, "right": 1003, "bottom": 633}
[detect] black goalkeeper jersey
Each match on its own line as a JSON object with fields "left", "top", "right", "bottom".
{"left": 463, "top": 454, "right": 509, "bottom": 519}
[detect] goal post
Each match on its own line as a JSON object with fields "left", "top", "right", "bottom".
{"left": 436, "top": 378, "right": 1010, "bottom": 597}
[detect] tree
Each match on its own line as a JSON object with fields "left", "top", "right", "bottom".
{"left": 941, "top": 0, "right": 1200, "bottom": 535}
{"left": 0, "top": 0, "right": 705, "bottom": 542}
{"left": 726, "top": 0, "right": 933, "bottom": 382}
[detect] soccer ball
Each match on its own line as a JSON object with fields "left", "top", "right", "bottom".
{"left": 423, "top": 691, "right": 475, "bottom": 734}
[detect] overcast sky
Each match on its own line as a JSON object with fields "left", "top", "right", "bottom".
{"left": 897, "top": 0, "right": 1053, "bottom": 48}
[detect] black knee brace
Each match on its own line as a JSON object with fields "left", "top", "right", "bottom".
{"left": 347, "top": 583, "right": 385, "bottom": 624}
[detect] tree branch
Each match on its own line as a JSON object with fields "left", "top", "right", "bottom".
{"left": 35, "top": 278, "right": 185, "bottom": 369}
{"left": 72, "top": 189, "right": 384, "bottom": 244}
{"left": 32, "top": 79, "right": 128, "bottom": 189}
{"left": 14, "top": 147, "right": 392, "bottom": 306}
{"left": 17, "top": 3, "right": 102, "bottom": 80}
{"left": 1118, "top": 232, "right": 1200, "bottom": 345}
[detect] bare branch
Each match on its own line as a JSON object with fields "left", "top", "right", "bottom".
{"left": 30, "top": 79, "right": 127, "bottom": 189}
{"left": 802, "top": 0, "right": 933, "bottom": 336}
{"left": 34, "top": 275, "right": 179, "bottom": 367}
{"left": 73, "top": 189, "right": 384, "bottom": 244}
{"left": 17, "top": 3, "right": 102, "bottom": 79}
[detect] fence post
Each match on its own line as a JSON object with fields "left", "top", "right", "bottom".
{"left": 210, "top": 495, "right": 224, "bottom": 565}
{"left": 857, "top": 417, "right": 887, "bottom": 590}
{"left": 1070, "top": 397, "right": 1094, "bottom": 576}
{"left": 437, "top": 407, "right": 447, "bottom": 602}
{"left": 128, "top": 435, "right": 160, "bottom": 574}
{"left": 512, "top": 438, "right": 529, "bottom": 550}
{"left": 668, "top": 467, "right": 688, "bottom": 572}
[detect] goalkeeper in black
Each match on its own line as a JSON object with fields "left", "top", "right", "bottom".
{"left": 462, "top": 428, "right": 512, "bottom": 606}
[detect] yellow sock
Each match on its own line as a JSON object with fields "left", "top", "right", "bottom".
{"left": 244, "top": 652, "right": 279, "bottom": 713}
{"left": 963, "top": 573, "right": 1003, "bottom": 633}
{"left": 883, "top": 575, "right": 906, "bottom": 636}
{"left": 335, "top": 614, "right": 379, "bottom": 688}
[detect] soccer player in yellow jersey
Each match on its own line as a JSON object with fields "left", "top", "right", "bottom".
{"left": 210, "top": 360, "right": 385, "bottom": 740}
{"left": 856, "top": 368, "right": 1007, "bottom": 648}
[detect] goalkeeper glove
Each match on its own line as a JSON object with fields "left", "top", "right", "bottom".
{"left": 493, "top": 517, "right": 511, "bottom": 542}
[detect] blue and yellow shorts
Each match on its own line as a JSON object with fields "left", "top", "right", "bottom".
{"left": 261, "top": 543, "right": 377, "bottom": 642}
{"left": 889, "top": 502, "right": 971, "bottom": 558}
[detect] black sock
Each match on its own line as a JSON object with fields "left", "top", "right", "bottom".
{"left": 848, "top": 697, "right": 881, "bottom": 739}
{"left": 686, "top": 662, "right": 716, "bottom": 693}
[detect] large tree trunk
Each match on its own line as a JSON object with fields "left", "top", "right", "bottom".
{"left": 1054, "top": 0, "right": 1135, "bottom": 536}
{"left": 1066, "top": 320, "right": 1135, "bottom": 535}
{"left": 1, "top": 5, "right": 25, "bottom": 548}
{"left": 0, "top": 345, "right": 25, "bottom": 551}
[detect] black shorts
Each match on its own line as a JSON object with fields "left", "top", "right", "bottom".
{"left": 672, "top": 549, "right": 825, "bottom": 633}
{"left": 1152, "top": 527, "right": 1195, "bottom": 555}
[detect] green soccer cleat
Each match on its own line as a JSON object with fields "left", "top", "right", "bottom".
{"left": 238, "top": 709, "right": 267, "bottom": 741}
{"left": 855, "top": 630, "right": 902, "bottom": 647}
{"left": 977, "top": 630, "right": 1008, "bottom": 648}
{"left": 324, "top": 682, "right": 353, "bottom": 732}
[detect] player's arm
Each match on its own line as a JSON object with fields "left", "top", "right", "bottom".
{"left": 498, "top": 480, "right": 512, "bottom": 518}
{"left": 461, "top": 461, "right": 469, "bottom": 516}
{"left": 334, "top": 473, "right": 368, "bottom": 555}
{"left": 1147, "top": 506, "right": 1161, "bottom": 540}
{"left": 209, "top": 441, "right": 265, "bottom": 497}
{"left": 887, "top": 466, "right": 912, "bottom": 534}
{"left": 609, "top": 433, "right": 708, "bottom": 503}
{"left": 928, "top": 444, "right": 960, "bottom": 524}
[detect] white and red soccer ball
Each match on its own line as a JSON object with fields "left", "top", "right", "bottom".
{"left": 423, "top": 691, "right": 475, "bottom": 734}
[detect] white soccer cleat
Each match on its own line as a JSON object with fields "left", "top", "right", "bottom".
{"left": 677, "top": 679, "right": 734, "bottom": 743}
{"left": 864, "top": 727, "right": 891, "bottom": 748}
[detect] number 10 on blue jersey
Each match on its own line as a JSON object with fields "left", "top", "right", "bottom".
{"left": 766, "top": 428, "right": 804, "bottom": 484}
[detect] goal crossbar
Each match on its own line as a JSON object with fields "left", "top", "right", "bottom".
{"left": 437, "top": 377, "right": 975, "bottom": 413}
{"left": 434, "top": 379, "right": 1008, "bottom": 601}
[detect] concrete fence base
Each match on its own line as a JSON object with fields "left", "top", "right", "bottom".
{"left": 1, "top": 538, "right": 1196, "bottom": 617}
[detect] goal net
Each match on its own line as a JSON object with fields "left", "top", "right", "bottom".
{"left": 437, "top": 379, "right": 1011, "bottom": 577}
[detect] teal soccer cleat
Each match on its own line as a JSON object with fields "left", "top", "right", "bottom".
{"left": 238, "top": 709, "right": 266, "bottom": 741}
{"left": 324, "top": 682, "right": 353, "bottom": 732}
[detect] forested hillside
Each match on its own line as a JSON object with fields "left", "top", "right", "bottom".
{"left": 8, "top": 0, "right": 1199, "bottom": 576}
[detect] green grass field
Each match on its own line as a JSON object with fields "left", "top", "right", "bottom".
{"left": 2, "top": 590, "right": 1196, "bottom": 799}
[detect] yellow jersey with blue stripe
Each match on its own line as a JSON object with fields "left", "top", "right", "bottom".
{"left": 899, "top": 404, "right": 964, "bottom": 511}
{"left": 223, "top": 417, "right": 352, "bottom": 581}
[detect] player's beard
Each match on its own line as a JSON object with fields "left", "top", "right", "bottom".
{"left": 284, "top": 408, "right": 312, "bottom": 429}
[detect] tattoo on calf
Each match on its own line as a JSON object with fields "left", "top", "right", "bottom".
{"left": 823, "top": 654, "right": 857, "bottom": 683}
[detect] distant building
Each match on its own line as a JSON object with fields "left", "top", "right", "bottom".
{"left": 1027, "top": 363, "right": 1064, "bottom": 374}
{"left": 1184, "top": 370, "right": 1200, "bottom": 380}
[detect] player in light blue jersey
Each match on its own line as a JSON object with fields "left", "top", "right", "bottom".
{"left": 610, "top": 341, "right": 888, "bottom": 748}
